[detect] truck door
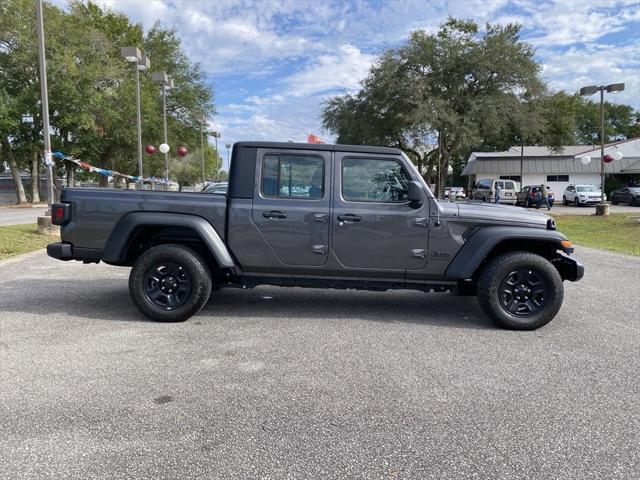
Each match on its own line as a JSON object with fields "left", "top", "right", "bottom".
{"left": 331, "top": 152, "right": 429, "bottom": 271}
{"left": 251, "top": 149, "right": 331, "bottom": 267}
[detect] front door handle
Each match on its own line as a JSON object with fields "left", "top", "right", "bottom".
{"left": 263, "top": 210, "right": 287, "bottom": 219}
{"left": 337, "top": 214, "right": 362, "bottom": 223}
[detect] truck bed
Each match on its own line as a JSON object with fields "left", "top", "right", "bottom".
{"left": 59, "top": 188, "right": 227, "bottom": 252}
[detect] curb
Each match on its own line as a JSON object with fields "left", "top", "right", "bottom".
{"left": 0, "top": 248, "right": 47, "bottom": 266}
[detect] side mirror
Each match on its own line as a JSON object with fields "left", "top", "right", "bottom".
{"left": 407, "top": 181, "right": 425, "bottom": 207}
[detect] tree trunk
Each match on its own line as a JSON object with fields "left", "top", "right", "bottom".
{"left": 2, "top": 139, "right": 28, "bottom": 205}
{"left": 31, "top": 151, "right": 41, "bottom": 204}
{"left": 66, "top": 166, "right": 74, "bottom": 187}
{"left": 98, "top": 156, "right": 109, "bottom": 187}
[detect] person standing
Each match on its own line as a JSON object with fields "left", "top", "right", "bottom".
{"left": 540, "top": 184, "right": 551, "bottom": 210}
{"left": 495, "top": 183, "right": 501, "bottom": 204}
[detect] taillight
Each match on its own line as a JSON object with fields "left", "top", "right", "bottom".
{"left": 51, "top": 203, "right": 71, "bottom": 225}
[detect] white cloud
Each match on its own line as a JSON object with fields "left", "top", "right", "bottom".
{"left": 540, "top": 41, "right": 640, "bottom": 107}
{"left": 515, "top": 0, "right": 640, "bottom": 47}
{"left": 287, "top": 45, "right": 375, "bottom": 97}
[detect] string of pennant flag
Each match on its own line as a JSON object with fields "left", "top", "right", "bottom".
{"left": 52, "top": 151, "right": 175, "bottom": 185}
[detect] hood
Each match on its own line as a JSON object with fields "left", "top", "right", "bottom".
{"left": 453, "top": 201, "right": 551, "bottom": 228}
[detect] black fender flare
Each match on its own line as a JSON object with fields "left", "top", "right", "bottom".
{"left": 102, "top": 212, "right": 235, "bottom": 268}
{"left": 445, "top": 226, "right": 569, "bottom": 279}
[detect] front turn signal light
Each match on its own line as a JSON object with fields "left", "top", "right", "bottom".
{"left": 561, "top": 240, "right": 573, "bottom": 249}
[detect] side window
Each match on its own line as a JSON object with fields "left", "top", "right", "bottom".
{"left": 261, "top": 154, "right": 324, "bottom": 199}
{"left": 342, "top": 158, "right": 410, "bottom": 202}
{"left": 478, "top": 180, "right": 491, "bottom": 189}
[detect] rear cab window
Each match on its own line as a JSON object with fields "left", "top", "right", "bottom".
{"left": 261, "top": 154, "right": 324, "bottom": 199}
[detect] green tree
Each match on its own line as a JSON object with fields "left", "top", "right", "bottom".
{"left": 322, "top": 19, "right": 568, "bottom": 196}
{"left": 0, "top": 0, "right": 215, "bottom": 203}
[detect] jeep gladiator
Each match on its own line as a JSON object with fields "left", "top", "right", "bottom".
{"left": 47, "top": 142, "right": 583, "bottom": 329}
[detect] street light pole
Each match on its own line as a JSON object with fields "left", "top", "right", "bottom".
{"left": 121, "top": 47, "right": 149, "bottom": 189}
{"left": 134, "top": 64, "right": 143, "bottom": 187}
{"left": 152, "top": 73, "right": 174, "bottom": 183}
{"left": 210, "top": 131, "right": 220, "bottom": 180}
{"left": 579, "top": 82, "right": 625, "bottom": 202}
{"left": 35, "top": 0, "right": 54, "bottom": 209}
{"left": 225, "top": 143, "right": 231, "bottom": 175}
{"left": 197, "top": 114, "right": 206, "bottom": 186}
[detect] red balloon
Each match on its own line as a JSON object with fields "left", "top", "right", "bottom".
{"left": 177, "top": 146, "right": 188, "bottom": 157}
{"left": 145, "top": 144, "right": 156, "bottom": 155}
{"left": 603, "top": 154, "right": 614, "bottom": 163}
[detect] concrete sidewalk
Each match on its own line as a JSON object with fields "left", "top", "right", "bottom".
{"left": 0, "top": 206, "right": 47, "bottom": 226}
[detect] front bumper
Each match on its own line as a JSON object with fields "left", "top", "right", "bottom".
{"left": 47, "top": 242, "right": 73, "bottom": 261}
{"left": 553, "top": 255, "right": 584, "bottom": 282}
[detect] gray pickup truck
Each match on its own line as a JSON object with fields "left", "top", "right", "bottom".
{"left": 48, "top": 141, "right": 583, "bottom": 329}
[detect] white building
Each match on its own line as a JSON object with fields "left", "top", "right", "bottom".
{"left": 462, "top": 138, "right": 640, "bottom": 193}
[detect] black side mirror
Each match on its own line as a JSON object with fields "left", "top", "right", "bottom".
{"left": 407, "top": 181, "right": 424, "bottom": 207}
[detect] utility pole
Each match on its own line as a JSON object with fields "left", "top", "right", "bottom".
{"left": 35, "top": 0, "right": 54, "bottom": 210}
{"left": 580, "top": 83, "right": 625, "bottom": 202}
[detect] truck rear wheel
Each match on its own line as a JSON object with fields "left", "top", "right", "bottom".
{"left": 477, "top": 251, "right": 563, "bottom": 330}
{"left": 129, "top": 244, "right": 212, "bottom": 322}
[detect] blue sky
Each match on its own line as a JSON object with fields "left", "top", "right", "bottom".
{"left": 55, "top": 0, "right": 639, "bottom": 161}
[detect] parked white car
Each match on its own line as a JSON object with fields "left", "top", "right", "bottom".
{"left": 562, "top": 184, "right": 606, "bottom": 206}
{"left": 445, "top": 186, "right": 466, "bottom": 200}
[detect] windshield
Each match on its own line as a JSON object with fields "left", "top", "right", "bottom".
{"left": 577, "top": 185, "right": 598, "bottom": 192}
{"left": 628, "top": 187, "right": 640, "bottom": 193}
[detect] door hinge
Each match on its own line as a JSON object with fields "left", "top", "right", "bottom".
{"left": 411, "top": 249, "right": 427, "bottom": 259}
{"left": 312, "top": 245, "right": 327, "bottom": 255}
{"left": 413, "top": 217, "right": 428, "bottom": 228}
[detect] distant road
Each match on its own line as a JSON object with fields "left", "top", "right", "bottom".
{"left": 0, "top": 206, "right": 47, "bottom": 226}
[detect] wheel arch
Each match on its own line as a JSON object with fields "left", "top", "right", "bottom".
{"left": 102, "top": 212, "right": 235, "bottom": 269}
{"left": 445, "top": 226, "right": 569, "bottom": 280}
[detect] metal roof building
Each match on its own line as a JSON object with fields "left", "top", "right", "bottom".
{"left": 463, "top": 138, "right": 640, "bottom": 192}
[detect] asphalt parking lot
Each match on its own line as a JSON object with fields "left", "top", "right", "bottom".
{"left": 1, "top": 248, "right": 638, "bottom": 479}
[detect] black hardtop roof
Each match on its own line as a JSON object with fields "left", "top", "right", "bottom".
{"left": 234, "top": 141, "right": 402, "bottom": 155}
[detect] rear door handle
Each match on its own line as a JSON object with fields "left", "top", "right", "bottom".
{"left": 337, "top": 214, "right": 362, "bottom": 223}
{"left": 263, "top": 210, "right": 287, "bottom": 219}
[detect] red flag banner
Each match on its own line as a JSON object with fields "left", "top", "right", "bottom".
{"left": 307, "top": 133, "right": 324, "bottom": 144}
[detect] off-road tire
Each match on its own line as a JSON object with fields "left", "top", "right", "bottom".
{"left": 129, "top": 244, "right": 212, "bottom": 322}
{"left": 477, "top": 251, "right": 564, "bottom": 330}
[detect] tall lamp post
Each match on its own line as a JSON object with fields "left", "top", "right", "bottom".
{"left": 579, "top": 83, "right": 625, "bottom": 202}
{"left": 196, "top": 114, "right": 207, "bottom": 186}
{"left": 35, "top": 0, "right": 54, "bottom": 209}
{"left": 121, "top": 47, "right": 150, "bottom": 189}
{"left": 210, "top": 131, "right": 221, "bottom": 180}
{"left": 225, "top": 144, "right": 231, "bottom": 176}
{"left": 151, "top": 72, "right": 174, "bottom": 183}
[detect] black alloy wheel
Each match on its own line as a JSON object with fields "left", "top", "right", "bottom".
{"left": 129, "top": 244, "right": 212, "bottom": 322}
{"left": 143, "top": 261, "right": 192, "bottom": 310}
{"left": 498, "top": 268, "right": 549, "bottom": 317}
{"left": 477, "top": 251, "right": 564, "bottom": 330}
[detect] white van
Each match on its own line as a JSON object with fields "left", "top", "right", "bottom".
{"left": 472, "top": 179, "right": 518, "bottom": 204}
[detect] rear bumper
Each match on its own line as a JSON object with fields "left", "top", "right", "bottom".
{"left": 47, "top": 242, "right": 102, "bottom": 263}
{"left": 47, "top": 242, "right": 73, "bottom": 260}
{"left": 553, "top": 255, "right": 584, "bottom": 282}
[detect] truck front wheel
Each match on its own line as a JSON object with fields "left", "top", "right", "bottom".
{"left": 477, "top": 252, "right": 563, "bottom": 330}
{"left": 129, "top": 244, "right": 212, "bottom": 322}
